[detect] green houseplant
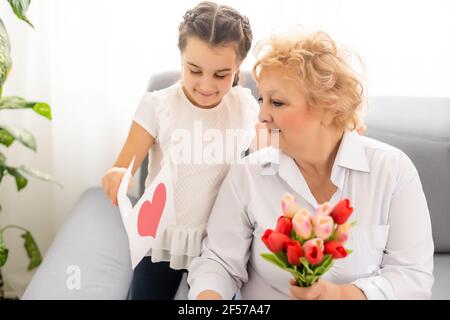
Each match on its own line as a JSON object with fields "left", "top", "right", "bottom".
{"left": 0, "top": 0, "right": 60, "bottom": 299}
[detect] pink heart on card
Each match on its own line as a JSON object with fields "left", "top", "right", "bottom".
{"left": 137, "top": 183, "right": 167, "bottom": 237}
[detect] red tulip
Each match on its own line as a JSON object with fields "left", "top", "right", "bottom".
{"left": 324, "top": 240, "right": 348, "bottom": 259}
{"left": 276, "top": 216, "right": 292, "bottom": 236}
{"left": 303, "top": 240, "right": 324, "bottom": 266}
{"left": 261, "top": 229, "right": 290, "bottom": 253}
{"left": 286, "top": 240, "right": 304, "bottom": 265}
{"left": 330, "top": 199, "right": 353, "bottom": 225}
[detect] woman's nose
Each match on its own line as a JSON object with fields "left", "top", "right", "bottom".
{"left": 258, "top": 102, "right": 272, "bottom": 123}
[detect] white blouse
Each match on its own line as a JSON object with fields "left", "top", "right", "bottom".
{"left": 133, "top": 81, "right": 259, "bottom": 269}
{"left": 187, "top": 130, "right": 434, "bottom": 299}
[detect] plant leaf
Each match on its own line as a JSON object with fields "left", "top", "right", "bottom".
{"left": 0, "top": 96, "right": 52, "bottom": 120}
{"left": 7, "top": 0, "right": 34, "bottom": 28}
{"left": 31, "top": 102, "right": 52, "bottom": 120}
{"left": 0, "top": 19, "right": 12, "bottom": 90}
{"left": 0, "top": 127, "right": 15, "bottom": 147}
{"left": 0, "top": 165, "right": 4, "bottom": 184}
{"left": 5, "top": 166, "right": 28, "bottom": 191}
{"left": 0, "top": 125, "right": 36, "bottom": 151}
{"left": 21, "top": 231, "right": 42, "bottom": 271}
{"left": 0, "top": 241, "right": 9, "bottom": 267}
{"left": 18, "top": 165, "right": 63, "bottom": 189}
{"left": 0, "top": 151, "right": 6, "bottom": 164}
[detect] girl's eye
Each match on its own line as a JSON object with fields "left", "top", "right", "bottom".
{"left": 215, "top": 74, "right": 227, "bottom": 79}
{"left": 190, "top": 70, "right": 201, "bottom": 75}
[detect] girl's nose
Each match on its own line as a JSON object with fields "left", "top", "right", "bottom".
{"left": 198, "top": 75, "right": 216, "bottom": 92}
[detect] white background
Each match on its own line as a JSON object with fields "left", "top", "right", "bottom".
{"left": 0, "top": 0, "right": 449, "bottom": 296}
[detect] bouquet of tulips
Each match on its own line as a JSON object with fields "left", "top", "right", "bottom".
{"left": 261, "top": 193, "right": 356, "bottom": 287}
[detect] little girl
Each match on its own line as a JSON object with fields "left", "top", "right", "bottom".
{"left": 102, "top": 1, "right": 259, "bottom": 299}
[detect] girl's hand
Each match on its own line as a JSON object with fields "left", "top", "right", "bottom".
{"left": 102, "top": 167, "right": 132, "bottom": 206}
{"left": 289, "top": 279, "right": 342, "bottom": 300}
{"left": 197, "top": 290, "right": 223, "bottom": 300}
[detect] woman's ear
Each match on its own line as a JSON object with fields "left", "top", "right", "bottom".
{"left": 321, "top": 109, "right": 338, "bottom": 127}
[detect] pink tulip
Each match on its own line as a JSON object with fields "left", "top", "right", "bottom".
{"left": 281, "top": 192, "right": 299, "bottom": 218}
{"left": 312, "top": 214, "right": 334, "bottom": 240}
{"left": 303, "top": 238, "right": 324, "bottom": 252}
{"left": 292, "top": 211, "right": 312, "bottom": 240}
{"left": 334, "top": 222, "right": 351, "bottom": 243}
{"left": 315, "top": 202, "right": 332, "bottom": 216}
{"left": 303, "top": 238, "right": 324, "bottom": 266}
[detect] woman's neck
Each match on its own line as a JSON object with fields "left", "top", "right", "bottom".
{"left": 293, "top": 128, "right": 344, "bottom": 180}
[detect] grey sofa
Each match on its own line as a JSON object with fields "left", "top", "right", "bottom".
{"left": 22, "top": 71, "right": 450, "bottom": 300}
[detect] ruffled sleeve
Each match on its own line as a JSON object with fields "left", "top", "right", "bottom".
{"left": 133, "top": 92, "right": 160, "bottom": 138}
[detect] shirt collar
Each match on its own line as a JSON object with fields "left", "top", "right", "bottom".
{"left": 333, "top": 130, "right": 370, "bottom": 173}
{"left": 261, "top": 130, "right": 370, "bottom": 206}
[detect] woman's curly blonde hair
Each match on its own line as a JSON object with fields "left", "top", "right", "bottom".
{"left": 253, "top": 30, "right": 365, "bottom": 130}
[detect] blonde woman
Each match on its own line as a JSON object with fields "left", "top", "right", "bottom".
{"left": 187, "top": 30, "right": 434, "bottom": 300}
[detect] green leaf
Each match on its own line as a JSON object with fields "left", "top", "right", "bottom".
{"left": 0, "top": 241, "right": 9, "bottom": 267}
{"left": 18, "top": 166, "right": 63, "bottom": 189}
{"left": 0, "top": 165, "right": 4, "bottom": 184}
{"left": 289, "top": 267, "right": 306, "bottom": 285}
{"left": 7, "top": 0, "right": 34, "bottom": 28}
{"left": 21, "top": 231, "right": 42, "bottom": 271}
{"left": 300, "top": 257, "right": 314, "bottom": 275}
{"left": 261, "top": 253, "right": 286, "bottom": 270}
{"left": 313, "top": 254, "right": 333, "bottom": 276}
{"left": 346, "top": 249, "right": 353, "bottom": 255}
{"left": 31, "top": 102, "right": 52, "bottom": 120}
{"left": 0, "top": 125, "right": 37, "bottom": 151}
{"left": 274, "top": 252, "right": 289, "bottom": 268}
{"left": 0, "top": 127, "right": 15, "bottom": 147}
{"left": 0, "top": 19, "right": 12, "bottom": 90}
{"left": 0, "top": 97, "right": 52, "bottom": 120}
{"left": 5, "top": 166, "right": 28, "bottom": 191}
{"left": 0, "top": 151, "right": 6, "bottom": 164}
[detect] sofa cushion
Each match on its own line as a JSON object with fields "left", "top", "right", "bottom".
{"left": 365, "top": 97, "right": 450, "bottom": 253}
{"left": 432, "top": 254, "right": 450, "bottom": 299}
{"left": 22, "top": 188, "right": 134, "bottom": 299}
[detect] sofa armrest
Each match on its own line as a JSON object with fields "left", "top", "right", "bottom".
{"left": 22, "top": 187, "right": 133, "bottom": 299}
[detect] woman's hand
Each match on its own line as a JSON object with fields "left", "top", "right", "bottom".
{"left": 197, "top": 290, "right": 223, "bottom": 300}
{"left": 289, "top": 279, "right": 367, "bottom": 300}
{"left": 290, "top": 279, "right": 342, "bottom": 300}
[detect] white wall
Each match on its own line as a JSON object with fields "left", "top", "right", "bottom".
{"left": 0, "top": 0, "right": 449, "bottom": 296}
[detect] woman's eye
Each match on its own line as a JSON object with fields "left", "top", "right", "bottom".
{"left": 272, "top": 100, "right": 284, "bottom": 107}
